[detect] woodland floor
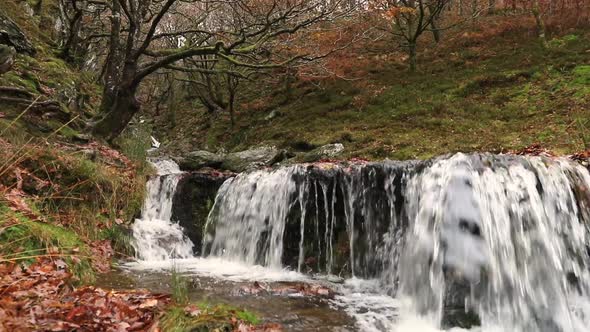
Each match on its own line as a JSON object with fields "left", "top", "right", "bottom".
{"left": 158, "top": 18, "right": 590, "bottom": 160}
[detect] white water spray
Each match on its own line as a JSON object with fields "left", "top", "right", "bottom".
{"left": 132, "top": 159, "right": 194, "bottom": 261}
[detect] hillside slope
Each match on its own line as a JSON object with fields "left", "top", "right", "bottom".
{"left": 157, "top": 19, "right": 590, "bottom": 160}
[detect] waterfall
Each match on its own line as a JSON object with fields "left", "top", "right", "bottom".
{"left": 203, "top": 153, "right": 590, "bottom": 330}
{"left": 132, "top": 159, "right": 194, "bottom": 261}
{"left": 203, "top": 167, "right": 299, "bottom": 268}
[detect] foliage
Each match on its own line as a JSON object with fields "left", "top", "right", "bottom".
{"left": 115, "top": 121, "right": 153, "bottom": 171}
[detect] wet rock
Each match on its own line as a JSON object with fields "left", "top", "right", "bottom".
{"left": 221, "top": 146, "right": 289, "bottom": 172}
{"left": 172, "top": 171, "right": 231, "bottom": 254}
{"left": 0, "top": 13, "right": 36, "bottom": 55}
{"left": 441, "top": 308, "right": 481, "bottom": 329}
{"left": 0, "top": 45, "right": 15, "bottom": 75}
{"left": 174, "top": 150, "right": 224, "bottom": 171}
{"left": 297, "top": 143, "right": 344, "bottom": 163}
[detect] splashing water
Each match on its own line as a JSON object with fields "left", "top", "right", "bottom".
{"left": 132, "top": 159, "right": 194, "bottom": 261}
{"left": 399, "top": 154, "right": 590, "bottom": 332}
{"left": 203, "top": 167, "right": 300, "bottom": 268}
{"left": 130, "top": 153, "right": 590, "bottom": 331}
{"left": 203, "top": 153, "right": 590, "bottom": 331}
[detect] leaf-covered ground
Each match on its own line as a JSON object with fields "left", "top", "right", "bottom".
{"left": 0, "top": 259, "right": 169, "bottom": 331}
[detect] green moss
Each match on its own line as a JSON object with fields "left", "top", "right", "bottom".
{"left": 1, "top": 71, "right": 38, "bottom": 92}
{"left": 0, "top": 206, "right": 94, "bottom": 283}
{"left": 100, "top": 225, "right": 134, "bottom": 256}
{"left": 572, "top": 65, "right": 590, "bottom": 85}
{"left": 549, "top": 34, "right": 580, "bottom": 48}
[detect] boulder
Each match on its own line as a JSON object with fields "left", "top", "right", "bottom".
{"left": 174, "top": 150, "right": 224, "bottom": 171}
{"left": 0, "top": 45, "right": 15, "bottom": 75}
{"left": 0, "top": 13, "right": 36, "bottom": 55}
{"left": 221, "top": 146, "right": 290, "bottom": 172}
{"left": 297, "top": 143, "right": 344, "bottom": 163}
{"left": 175, "top": 146, "right": 293, "bottom": 172}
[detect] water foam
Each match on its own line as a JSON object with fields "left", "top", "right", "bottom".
{"left": 132, "top": 159, "right": 194, "bottom": 261}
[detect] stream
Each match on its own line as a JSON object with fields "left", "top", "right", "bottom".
{"left": 106, "top": 153, "right": 590, "bottom": 331}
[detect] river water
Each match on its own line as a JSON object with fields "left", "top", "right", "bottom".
{"left": 115, "top": 154, "right": 590, "bottom": 331}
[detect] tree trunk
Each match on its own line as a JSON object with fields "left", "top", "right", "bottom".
{"left": 531, "top": 0, "right": 548, "bottom": 48}
{"left": 430, "top": 20, "right": 441, "bottom": 43}
{"left": 408, "top": 41, "right": 417, "bottom": 72}
{"left": 92, "top": 84, "right": 140, "bottom": 142}
{"left": 228, "top": 93, "right": 235, "bottom": 128}
{"left": 33, "top": 0, "right": 43, "bottom": 15}
{"left": 488, "top": 0, "right": 496, "bottom": 14}
{"left": 60, "top": 9, "right": 83, "bottom": 62}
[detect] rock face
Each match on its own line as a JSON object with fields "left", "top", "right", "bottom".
{"left": 171, "top": 172, "right": 231, "bottom": 255}
{"left": 0, "top": 13, "right": 35, "bottom": 55}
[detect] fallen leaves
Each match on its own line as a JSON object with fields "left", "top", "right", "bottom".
{"left": 184, "top": 304, "right": 201, "bottom": 317}
{"left": 2, "top": 187, "right": 41, "bottom": 222}
{"left": 90, "top": 240, "right": 114, "bottom": 273}
{"left": 509, "top": 143, "right": 555, "bottom": 157}
{"left": 571, "top": 149, "right": 590, "bottom": 163}
{"left": 0, "top": 259, "right": 170, "bottom": 331}
{"left": 176, "top": 303, "right": 284, "bottom": 332}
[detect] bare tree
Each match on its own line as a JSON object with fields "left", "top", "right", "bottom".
{"left": 80, "top": 0, "right": 351, "bottom": 142}
{"left": 531, "top": 0, "right": 548, "bottom": 48}
{"left": 378, "top": 0, "right": 452, "bottom": 71}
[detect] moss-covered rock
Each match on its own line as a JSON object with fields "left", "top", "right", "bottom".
{"left": 174, "top": 150, "right": 224, "bottom": 171}
{"left": 294, "top": 143, "right": 345, "bottom": 163}
{"left": 0, "top": 12, "right": 36, "bottom": 55}
{"left": 221, "top": 146, "right": 286, "bottom": 172}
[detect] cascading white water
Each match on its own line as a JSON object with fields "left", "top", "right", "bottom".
{"left": 203, "top": 167, "right": 300, "bottom": 268}
{"left": 203, "top": 153, "right": 590, "bottom": 331}
{"left": 399, "top": 154, "right": 590, "bottom": 331}
{"left": 132, "top": 159, "right": 194, "bottom": 261}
